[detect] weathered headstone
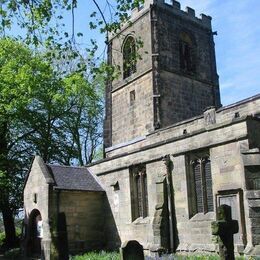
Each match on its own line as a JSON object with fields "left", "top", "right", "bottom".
{"left": 121, "top": 240, "right": 144, "bottom": 260}
{"left": 211, "top": 204, "right": 239, "bottom": 260}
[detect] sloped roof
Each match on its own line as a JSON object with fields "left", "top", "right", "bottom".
{"left": 46, "top": 164, "right": 104, "bottom": 192}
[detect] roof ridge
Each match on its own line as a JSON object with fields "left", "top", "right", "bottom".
{"left": 46, "top": 163, "right": 87, "bottom": 170}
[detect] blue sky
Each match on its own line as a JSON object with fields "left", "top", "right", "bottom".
{"left": 180, "top": 0, "right": 260, "bottom": 105}
{"left": 72, "top": 0, "right": 259, "bottom": 106}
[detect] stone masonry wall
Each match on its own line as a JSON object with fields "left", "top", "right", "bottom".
{"left": 58, "top": 191, "right": 104, "bottom": 254}
{"left": 110, "top": 10, "right": 152, "bottom": 89}
{"left": 112, "top": 72, "right": 154, "bottom": 145}
{"left": 106, "top": 95, "right": 260, "bottom": 157}
{"left": 95, "top": 160, "right": 172, "bottom": 252}
{"left": 173, "top": 154, "right": 215, "bottom": 252}
{"left": 109, "top": 10, "right": 154, "bottom": 146}
{"left": 89, "top": 100, "right": 260, "bottom": 254}
{"left": 156, "top": 4, "right": 221, "bottom": 127}
{"left": 97, "top": 168, "right": 152, "bottom": 250}
{"left": 160, "top": 71, "right": 217, "bottom": 124}
{"left": 23, "top": 157, "right": 52, "bottom": 260}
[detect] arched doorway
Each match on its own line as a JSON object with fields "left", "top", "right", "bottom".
{"left": 27, "top": 209, "right": 42, "bottom": 257}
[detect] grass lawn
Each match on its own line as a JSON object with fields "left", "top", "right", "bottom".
{"left": 70, "top": 251, "right": 120, "bottom": 260}
{"left": 70, "top": 252, "right": 256, "bottom": 260}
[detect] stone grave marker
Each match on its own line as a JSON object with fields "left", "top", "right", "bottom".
{"left": 121, "top": 240, "right": 144, "bottom": 260}
{"left": 211, "top": 204, "right": 239, "bottom": 260}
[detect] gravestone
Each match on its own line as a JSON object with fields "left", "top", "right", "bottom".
{"left": 211, "top": 204, "right": 239, "bottom": 260}
{"left": 121, "top": 240, "right": 144, "bottom": 260}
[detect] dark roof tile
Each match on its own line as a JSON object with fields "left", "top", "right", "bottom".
{"left": 46, "top": 164, "right": 104, "bottom": 192}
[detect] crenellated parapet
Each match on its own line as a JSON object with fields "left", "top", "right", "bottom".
{"left": 131, "top": 0, "right": 212, "bottom": 29}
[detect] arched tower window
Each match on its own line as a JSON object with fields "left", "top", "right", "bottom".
{"left": 179, "top": 32, "right": 196, "bottom": 73}
{"left": 123, "top": 36, "right": 137, "bottom": 79}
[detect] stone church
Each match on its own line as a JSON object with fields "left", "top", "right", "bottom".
{"left": 23, "top": 0, "right": 260, "bottom": 259}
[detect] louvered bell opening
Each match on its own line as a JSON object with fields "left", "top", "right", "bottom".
{"left": 194, "top": 162, "right": 203, "bottom": 213}
{"left": 204, "top": 158, "right": 214, "bottom": 212}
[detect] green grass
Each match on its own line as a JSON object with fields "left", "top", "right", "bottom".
{"left": 70, "top": 251, "right": 120, "bottom": 260}
{"left": 174, "top": 256, "right": 219, "bottom": 260}
{"left": 70, "top": 252, "right": 255, "bottom": 260}
{"left": 171, "top": 255, "right": 256, "bottom": 260}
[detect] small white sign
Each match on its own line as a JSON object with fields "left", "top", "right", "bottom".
{"left": 37, "top": 220, "right": 43, "bottom": 238}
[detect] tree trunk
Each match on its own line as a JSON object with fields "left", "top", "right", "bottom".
{"left": 0, "top": 120, "right": 18, "bottom": 249}
{"left": 1, "top": 206, "right": 18, "bottom": 249}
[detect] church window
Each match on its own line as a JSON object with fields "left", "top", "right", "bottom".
{"left": 123, "top": 36, "right": 137, "bottom": 79}
{"left": 179, "top": 32, "right": 196, "bottom": 73}
{"left": 130, "top": 164, "right": 148, "bottom": 221}
{"left": 187, "top": 153, "right": 214, "bottom": 217}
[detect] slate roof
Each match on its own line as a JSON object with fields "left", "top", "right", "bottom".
{"left": 46, "top": 164, "right": 104, "bottom": 192}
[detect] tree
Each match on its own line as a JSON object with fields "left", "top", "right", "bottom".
{"left": 0, "top": 0, "right": 144, "bottom": 42}
{"left": 0, "top": 37, "right": 56, "bottom": 248}
{"left": 0, "top": 0, "right": 144, "bottom": 250}
{"left": 0, "top": 38, "right": 105, "bottom": 248}
{"left": 62, "top": 71, "right": 104, "bottom": 165}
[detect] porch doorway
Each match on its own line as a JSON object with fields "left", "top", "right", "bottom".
{"left": 27, "top": 209, "right": 43, "bottom": 258}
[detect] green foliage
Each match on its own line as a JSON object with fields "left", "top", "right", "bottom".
{"left": 0, "top": 0, "right": 145, "bottom": 50}
{"left": 0, "top": 38, "right": 52, "bottom": 114}
{"left": 71, "top": 251, "right": 120, "bottom": 260}
{"left": 0, "top": 0, "right": 145, "bottom": 80}
{"left": 0, "top": 0, "right": 145, "bottom": 249}
{"left": 0, "top": 231, "right": 5, "bottom": 247}
{"left": 0, "top": 37, "right": 105, "bottom": 246}
{"left": 3, "top": 248, "right": 20, "bottom": 258}
{"left": 0, "top": 37, "right": 55, "bottom": 212}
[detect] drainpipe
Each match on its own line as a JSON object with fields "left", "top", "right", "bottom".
{"left": 163, "top": 155, "right": 174, "bottom": 253}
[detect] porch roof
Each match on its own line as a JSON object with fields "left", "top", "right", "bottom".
{"left": 47, "top": 164, "right": 104, "bottom": 192}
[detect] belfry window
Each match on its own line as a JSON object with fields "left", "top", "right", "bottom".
{"left": 123, "top": 36, "right": 137, "bottom": 79}
{"left": 179, "top": 32, "right": 196, "bottom": 73}
{"left": 130, "top": 164, "right": 148, "bottom": 221}
{"left": 187, "top": 153, "right": 214, "bottom": 217}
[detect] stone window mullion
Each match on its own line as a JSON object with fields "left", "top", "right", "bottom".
{"left": 132, "top": 171, "right": 140, "bottom": 220}
{"left": 201, "top": 157, "right": 208, "bottom": 213}
{"left": 140, "top": 169, "right": 148, "bottom": 218}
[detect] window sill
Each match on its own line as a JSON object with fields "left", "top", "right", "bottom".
{"left": 190, "top": 211, "right": 215, "bottom": 221}
{"left": 132, "top": 216, "right": 150, "bottom": 225}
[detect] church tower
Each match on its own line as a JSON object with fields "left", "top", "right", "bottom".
{"left": 104, "top": 0, "right": 221, "bottom": 150}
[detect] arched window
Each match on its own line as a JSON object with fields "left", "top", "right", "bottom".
{"left": 187, "top": 153, "right": 214, "bottom": 217}
{"left": 130, "top": 164, "right": 148, "bottom": 221}
{"left": 123, "top": 36, "right": 137, "bottom": 79}
{"left": 179, "top": 32, "right": 196, "bottom": 73}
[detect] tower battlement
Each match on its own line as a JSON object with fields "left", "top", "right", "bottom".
{"left": 131, "top": 0, "right": 212, "bottom": 29}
